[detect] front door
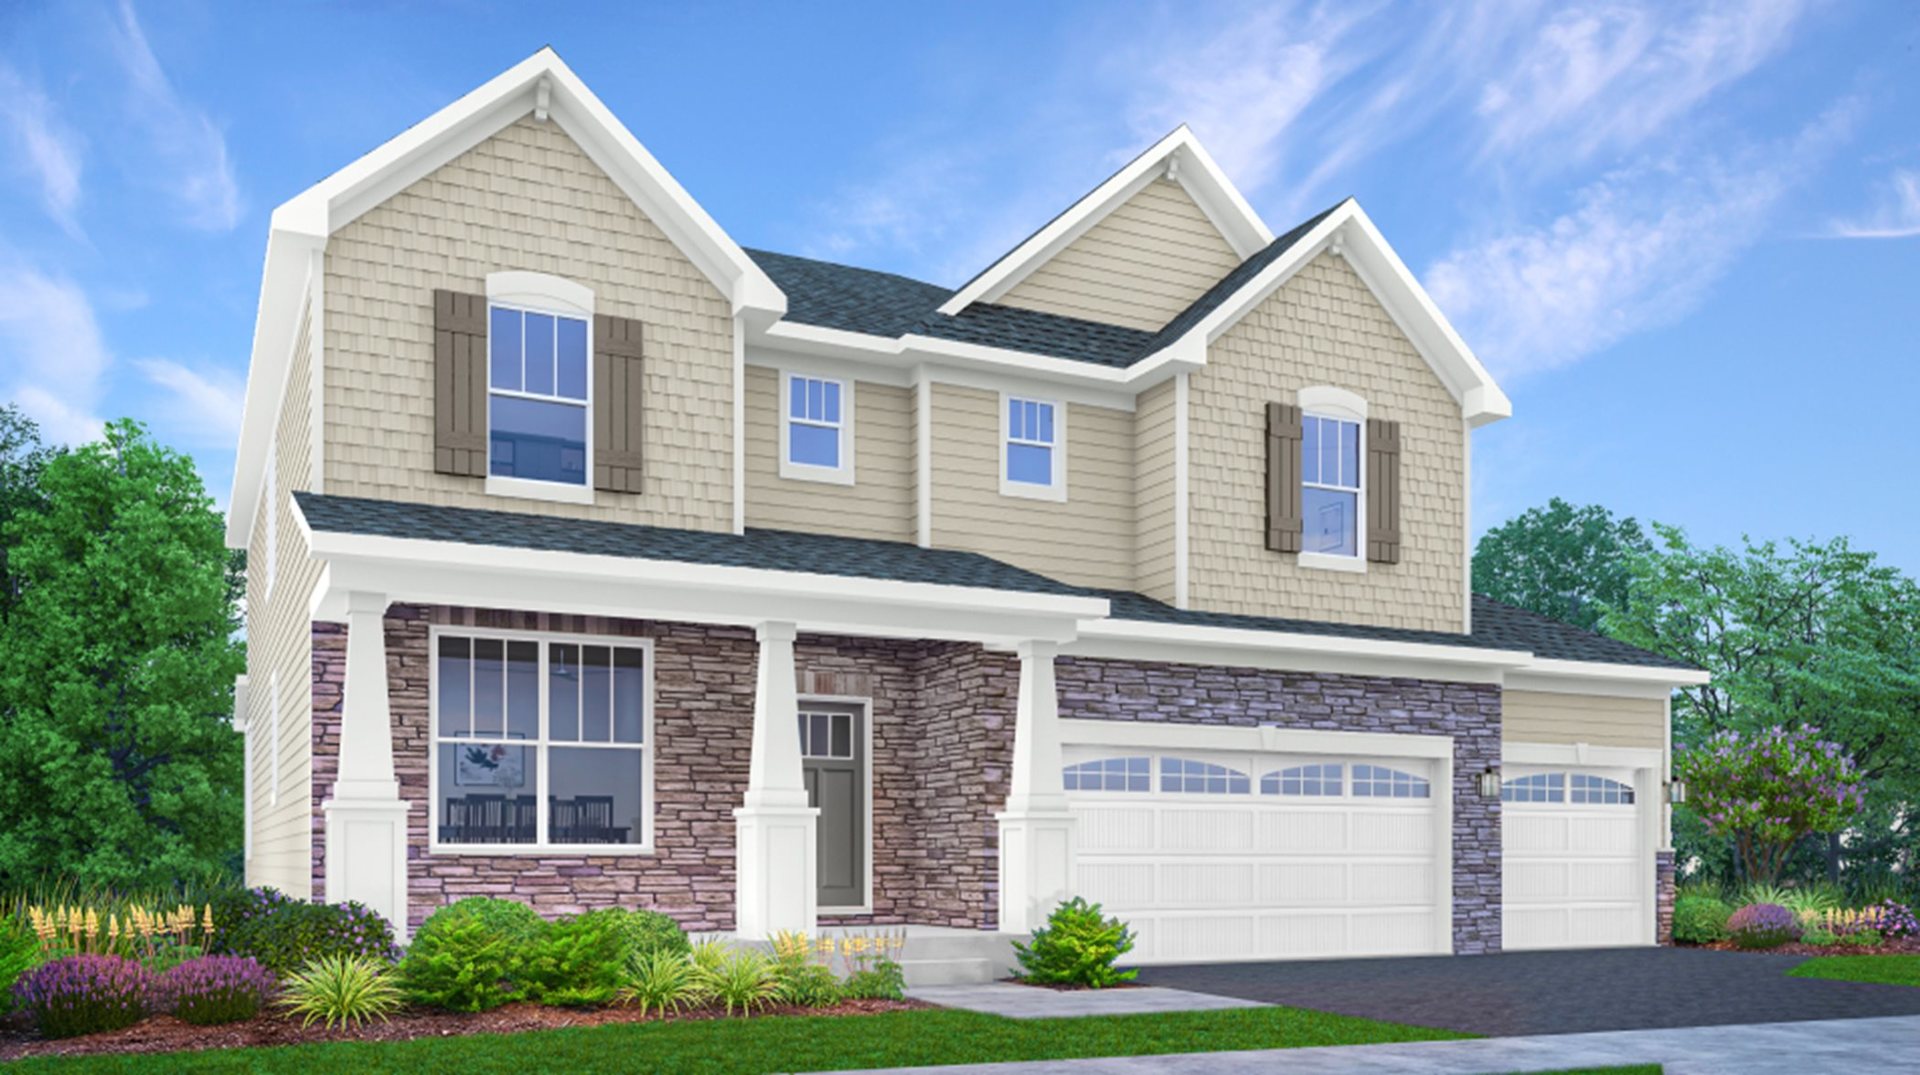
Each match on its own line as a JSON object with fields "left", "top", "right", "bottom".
{"left": 800, "top": 702, "right": 865, "bottom": 910}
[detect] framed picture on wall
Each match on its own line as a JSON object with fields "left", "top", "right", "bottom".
{"left": 455, "top": 736, "right": 526, "bottom": 788}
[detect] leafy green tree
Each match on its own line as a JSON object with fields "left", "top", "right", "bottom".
{"left": 1473, "top": 498, "right": 1651, "bottom": 631}
{"left": 0, "top": 419, "right": 244, "bottom": 889}
{"left": 1679, "top": 726, "right": 1865, "bottom": 884}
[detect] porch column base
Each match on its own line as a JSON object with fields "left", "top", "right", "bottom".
{"left": 733, "top": 802, "right": 819, "bottom": 939}
{"left": 322, "top": 797, "right": 411, "bottom": 940}
{"left": 995, "top": 807, "right": 1076, "bottom": 934}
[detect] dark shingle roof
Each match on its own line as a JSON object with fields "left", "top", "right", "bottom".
{"left": 293, "top": 493, "right": 1091, "bottom": 600}
{"left": 297, "top": 493, "right": 1697, "bottom": 672}
{"left": 913, "top": 303, "right": 1154, "bottom": 368}
{"left": 1133, "top": 202, "right": 1343, "bottom": 357}
{"left": 745, "top": 249, "right": 951, "bottom": 338}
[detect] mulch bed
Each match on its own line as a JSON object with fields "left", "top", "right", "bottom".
{"left": 0, "top": 997, "right": 927, "bottom": 1061}
{"left": 1701, "top": 937, "right": 1920, "bottom": 957}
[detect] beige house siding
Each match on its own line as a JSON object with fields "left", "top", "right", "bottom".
{"left": 929, "top": 384, "right": 1136, "bottom": 590}
{"left": 1187, "top": 253, "right": 1466, "bottom": 632}
{"left": 1503, "top": 690, "right": 1666, "bottom": 751}
{"left": 322, "top": 116, "right": 734, "bottom": 532}
{"left": 245, "top": 299, "right": 323, "bottom": 899}
{"left": 1133, "top": 379, "right": 1177, "bottom": 601}
{"left": 998, "top": 179, "right": 1242, "bottom": 332}
{"left": 742, "top": 366, "right": 914, "bottom": 542}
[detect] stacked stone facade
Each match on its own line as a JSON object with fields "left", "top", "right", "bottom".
{"left": 1656, "top": 850, "right": 1677, "bottom": 945}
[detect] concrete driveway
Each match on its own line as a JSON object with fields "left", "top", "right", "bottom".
{"left": 1136, "top": 947, "right": 1920, "bottom": 1037}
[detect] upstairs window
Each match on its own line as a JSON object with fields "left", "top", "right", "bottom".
{"left": 1302, "top": 412, "right": 1361, "bottom": 557}
{"left": 1002, "top": 395, "right": 1064, "bottom": 500}
{"left": 781, "top": 372, "right": 853, "bottom": 483}
{"left": 489, "top": 305, "right": 589, "bottom": 486}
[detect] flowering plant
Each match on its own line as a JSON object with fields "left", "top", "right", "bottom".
{"left": 1678, "top": 726, "right": 1864, "bottom": 884}
{"left": 159, "top": 955, "right": 276, "bottom": 1025}
{"left": 1727, "top": 903, "right": 1801, "bottom": 949}
{"left": 25, "top": 903, "right": 213, "bottom": 962}
{"left": 11, "top": 955, "right": 153, "bottom": 1038}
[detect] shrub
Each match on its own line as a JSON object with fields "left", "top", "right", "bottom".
{"left": 605, "top": 908, "right": 690, "bottom": 961}
{"left": 160, "top": 955, "right": 275, "bottom": 1026}
{"left": 619, "top": 949, "right": 704, "bottom": 1017}
{"left": 400, "top": 898, "right": 547, "bottom": 1012}
{"left": 523, "top": 910, "right": 626, "bottom": 1007}
{"left": 1014, "top": 897, "right": 1138, "bottom": 988}
{"left": 1838, "top": 928, "right": 1884, "bottom": 948}
{"left": 1875, "top": 900, "right": 1919, "bottom": 938}
{"left": 841, "top": 959, "right": 905, "bottom": 1001}
{"left": 1, "top": 916, "right": 43, "bottom": 1014}
{"left": 1802, "top": 927, "right": 1839, "bottom": 947}
{"left": 280, "top": 955, "right": 404, "bottom": 1029}
{"left": 700, "top": 948, "right": 778, "bottom": 1016}
{"left": 224, "top": 900, "right": 397, "bottom": 974}
{"left": 206, "top": 888, "right": 297, "bottom": 953}
{"left": 1727, "top": 903, "right": 1801, "bottom": 949}
{"left": 1671, "top": 895, "right": 1734, "bottom": 945}
{"left": 11, "top": 955, "right": 152, "bottom": 1039}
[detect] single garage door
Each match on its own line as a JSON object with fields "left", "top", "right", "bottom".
{"left": 1064, "top": 747, "right": 1446, "bottom": 964}
{"left": 1502, "top": 767, "right": 1647, "bottom": 949}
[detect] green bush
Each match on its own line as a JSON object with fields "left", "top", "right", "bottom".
{"left": 618, "top": 948, "right": 705, "bottom": 1017}
{"left": 1838, "top": 928, "right": 1884, "bottom": 948}
{"left": 701, "top": 948, "right": 779, "bottom": 1016}
{"left": 1014, "top": 897, "right": 1137, "bottom": 988}
{"left": 400, "top": 898, "right": 548, "bottom": 1012}
{"left": 1803, "top": 927, "right": 1840, "bottom": 947}
{"left": 772, "top": 960, "right": 842, "bottom": 1008}
{"left": 604, "top": 908, "right": 690, "bottom": 961}
{"left": 523, "top": 909, "right": 627, "bottom": 1007}
{"left": 280, "top": 954, "right": 404, "bottom": 1029}
{"left": 841, "top": 959, "right": 904, "bottom": 1001}
{"left": 1, "top": 915, "right": 43, "bottom": 1014}
{"left": 1671, "top": 895, "right": 1734, "bottom": 945}
{"left": 225, "top": 900, "right": 397, "bottom": 973}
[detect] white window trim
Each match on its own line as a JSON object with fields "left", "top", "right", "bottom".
{"left": 482, "top": 271, "right": 596, "bottom": 505}
{"left": 428, "top": 625, "right": 657, "bottom": 856}
{"left": 779, "top": 371, "right": 856, "bottom": 485}
{"left": 1297, "top": 385, "right": 1367, "bottom": 574}
{"left": 800, "top": 693, "right": 873, "bottom": 915}
{"left": 999, "top": 392, "right": 1067, "bottom": 501}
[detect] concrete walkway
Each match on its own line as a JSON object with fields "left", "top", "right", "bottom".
{"left": 811, "top": 1013, "right": 1920, "bottom": 1074}
{"left": 908, "top": 982, "right": 1266, "bottom": 1019}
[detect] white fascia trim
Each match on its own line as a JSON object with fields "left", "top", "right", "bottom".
{"left": 937, "top": 126, "right": 1272, "bottom": 316}
{"left": 1511, "top": 658, "right": 1711, "bottom": 689}
{"left": 1061, "top": 717, "right": 1452, "bottom": 761}
{"left": 1070, "top": 617, "right": 1531, "bottom": 679}
{"left": 1503, "top": 741, "right": 1664, "bottom": 771}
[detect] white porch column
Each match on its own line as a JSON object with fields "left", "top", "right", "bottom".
{"left": 996, "top": 639, "right": 1077, "bottom": 934}
{"left": 321, "top": 591, "right": 411, "bottom": 937}
{"left": 733, "top": 621, "right": 818, "bottom": 939}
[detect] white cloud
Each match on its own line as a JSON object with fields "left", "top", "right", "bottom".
{"left": 0, "top": 264, "right": 109, "bottom": 445}
{"left": 1425, "top": 103, "right": 1855, "bottom": 380}
{"left": 133, "top": 357, "right": 245, "bottom": 443}
{"left": 108, "top": 0, "right": 242, "bottom": 231}
{"left": 0, "top": 66, "right": 85, "bottom": 234}
{"left": 1826, "top": 168, "right": 1920, "bottom": 239}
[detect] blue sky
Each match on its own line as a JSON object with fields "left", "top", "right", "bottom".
{"left": 2, "top": 1, "right": 1917, "bottom": 573}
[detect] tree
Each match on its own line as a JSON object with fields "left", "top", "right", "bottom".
{"left": 0, "top": 405, "right": 57, "bottom": 618}
{"left": 1679, "top": 726, "right": 1865, "bottom": 884}
{"left": 0, "top": 419, "right": 245, "bottom": 889}
{"left": 1472, "top": 498, "right": 1651, "bottom": 631}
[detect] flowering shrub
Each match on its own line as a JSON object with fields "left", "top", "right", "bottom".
{"left": 160, "top": 955, "right": 276, "bottom": 1025}
{"left": 225, "top": 900, "right": 397, "bottom": 973}
{"left": 1727, "top": 903, "right": 1801, "bottom": 949}
{"left": 1679, "top": 727, "right": 1864, "bottom": 884}
{"left": 207, "top": 887, "right": 298, "bottom": 953}
{"left": 25, "top": 903, "right": 213, "bottom": 961}
{"left": 11, "top": 955, "right": 152, "bottom": 1038}
{"left": 1871, "top": 900, "right": 1918, "bottom": 938}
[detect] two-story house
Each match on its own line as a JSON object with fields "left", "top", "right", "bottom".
{"left": 229, "top": 49, "right": 1707, "bottom": 979}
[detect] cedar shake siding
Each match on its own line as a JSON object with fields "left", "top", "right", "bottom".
{"left": 1188, "top": 253, "right": 1468, "bottom": 632}
{"left": 1132, "top": 378, "right": 1178, "bottom": 602}
{"left": 322, "top": 116, "right": 735, "bottom": 532}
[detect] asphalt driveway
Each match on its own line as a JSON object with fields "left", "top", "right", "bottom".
{"left": 1136, "top": 947, "right": 1920, "bottom": 1037}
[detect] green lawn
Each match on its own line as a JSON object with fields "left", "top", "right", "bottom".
{"left": 7, "top": 1005, "right": 1470, "bottom": 1074}
{"left": 1788, "top": 954, "right": 1920, "bottom": 987}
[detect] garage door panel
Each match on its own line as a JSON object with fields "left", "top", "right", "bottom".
{"left": 1508, "top": 861, "right": 1571, "bottom": 902}
{"left": 1568, "top": 906, "right": 1642, "bottom": 946}
{"left": 1350, "top": 862, "right": 1433, "bottom": 906}
{"left": 1162, "top": 862, "right": 1257, "bottom": 906}
{"left": 1078, "top": 807, "right": 1158, "bottom": 853}
{"left": 1260, "top": 912, "right": 1351, "bottom": 957}
{"left": 1350, "top": 911, "right": 1435, "bottom": 954}
{"left": 1570, "top": 861, "right": 1640, "bottom": 901}
{"left": 1161, "top": 809, "right": 1256, "bottom": 853}
{"left": 1502, "top": 765, "right": 1648, "bottom": 951}
{"left": 1257, "top": 809, "right": 1346, "bottom": 853}
{"left": 1350, "top": 811, "right": 1432, "bottom": 855}
{"left": 1077, "top": 862, "right": 1154, "bottom": 906}
{"left": 1259, "top": 862, "right": 1347, "bottom": 905}
{"left": 1566, "top": 816, "right": 1636, "bottom": 855}
{"left": 1156, "top": 914, "right": 1259, "bottom": 961}
{"left": 1506, "top": 814, "right": 1569, "bottom": 853}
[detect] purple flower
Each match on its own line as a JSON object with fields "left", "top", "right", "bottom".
{"left": 160, "top": 955, "right": 276, "bottom": 1026}
{"left": 11, "top": 955, "right": 152, "bottom": 1039}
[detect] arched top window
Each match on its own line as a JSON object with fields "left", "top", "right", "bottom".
{"left": 1502, "top": 772, "right": 1565, "bottom": 803}
{"left": 1160, "top": 757, "right": 1250, "bottom": 795}
{"left": 1570, "top": 773, "right": 1635, "bottom": 805}
{"left": 1352, "top": 764, "right": 1429, "bottom": 799}
{"left": 1260, "top": 763, "right": 1343, "bottom": 797}
{"left": 1063, "top": 756, "right": 1150, "bottom": 793}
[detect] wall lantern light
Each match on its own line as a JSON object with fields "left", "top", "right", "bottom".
{"left": 1478, "top": 767, "right": 1502, "bottom": 799}
{"left": 1666, "top": 780, "right": 1687, "bottom": 805}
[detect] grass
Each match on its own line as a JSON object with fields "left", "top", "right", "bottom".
{"left": 6, "top": 1004, "right": 1468, "bottom": 1074}
{"left": 1788, "top": 954, "right": 1920, "bottom": 987}
{"left": 1505, "top": 1068, "right": 1662, "bottom": 1075}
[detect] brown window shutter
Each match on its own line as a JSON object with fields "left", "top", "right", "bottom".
{"left": 1265, "top": 402, "right": 1303, "bottom": 553}
{"left": 593, "top": 314, "right": 646, "bottom": 494}
{"left": 433, "top": 290, "right": 488, "bottom": 478}
{"left": 1367, "top": 417, "right": 1402, "bottom": 564}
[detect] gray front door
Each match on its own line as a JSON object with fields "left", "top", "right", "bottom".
{"left": 800, "top": 703, "right": 865, "bottom": 909}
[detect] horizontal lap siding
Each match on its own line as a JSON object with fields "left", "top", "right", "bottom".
{"left": 1502, "top": 690, "right": 1665, "bottom": 750}
{"left": 1133, "top": 379, "right": 1177, "bottom": 601}
{"left": 1188, "top": 254, "right": 1466, "bottom": 632}
{"left": 322, "top": 117, "right": 733, "bottom": 532}
{"left": 999, "top": 179, "right": 1242, "bottom": 332}
{"left": 930, "top": 383, "right": 1136, "bottom": 590}
{"left": 742, "top": 366, "right": 914, "bottom": 542}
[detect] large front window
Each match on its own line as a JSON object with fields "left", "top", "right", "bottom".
{"left": 490, "top": 305, "right": 589, "bottom": 486}
{"left": 433, "top": 632, "right": 650, "bottom": 850}
{"left": 1301, "top": 413, "right": 1361, "bottom": 556}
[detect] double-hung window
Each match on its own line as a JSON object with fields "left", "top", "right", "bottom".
{"left": 780, "top": 373, "right": 853, "bottom": 483}
{"left": 1001, "top": 394, "right": 1064, "bottom": 499}
{"left": 489, "top": 305, "right": 590, "bottom": 488}
{"left": 433, "top": 631, "right": 651, "bottom": 852}
{"left": 1302, "top": 411, "right": 1362, "bottom": 559}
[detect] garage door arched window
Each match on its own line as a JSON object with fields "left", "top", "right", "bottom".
{"left": 1261, "top": 763, "right": 1343, "bottom": 796}
{"left": 1352, "top": 764, "right": 1429, "bottom": 799}
{"left": 1501, "top": 772, "right": 1565, "bottom": 803}
{"left": 1569, "top": 773, "right": 1635, "bottom": 805}
{"left": 1160, "top": 757, "right": 1250, "bottom": 795}
{"left": 1063, "top": 756, "right": 1150, "bottom": 792}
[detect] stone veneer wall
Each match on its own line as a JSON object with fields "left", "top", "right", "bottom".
{"left": 1053, "top": 656, "right": 1504, "bottom": 955}
{"left": 1656, "top": 850, "right": 1676, "bottom": 945}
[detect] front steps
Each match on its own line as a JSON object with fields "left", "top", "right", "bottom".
{"left": 896, "top": 927, "right": 1025, "bottom": 987}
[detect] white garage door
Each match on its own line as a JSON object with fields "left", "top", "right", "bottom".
{"left": 1064, "top": 747, "right": 1446, "bottom": 964}
{"left": 1502, "top": 767, "right": 1648, "bottom": 949}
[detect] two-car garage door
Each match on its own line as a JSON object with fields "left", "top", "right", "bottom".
{"left": 1063, "top": 746, "right": 1447, "bottom": 964}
